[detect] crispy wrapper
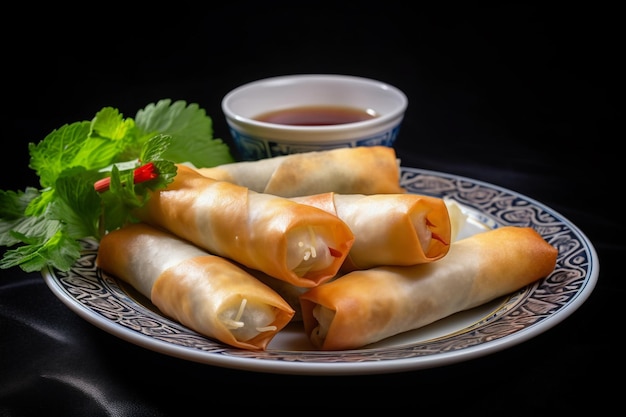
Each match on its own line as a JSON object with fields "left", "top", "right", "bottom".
{"left": 247, "top": 270, "right": 311, "bottom": 322}
{"left": 291, "top": 192, "right": 451, "bottom": 271}
{"left": 300, "top": 226, "right": 558, "bottom": 350}
{"left": 96, "top": 223, "right": 295, "bottom": 350}
{"left": 195, "top": 146, "right": 405, "bottom": 197}
{"left": 135, "top": 164, "right": 354, "bottom": 287}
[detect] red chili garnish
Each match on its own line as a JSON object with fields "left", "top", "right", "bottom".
{"left": 93, "top": 177, "right": 111, "bottom": 193}
{"left": 329, "top": 247, "right": 342, "bottom": 257}
{"left": 94, "top": 162, "right": 158, "bottom": 193}
{"left": 133, "top": 162, "right": 159, "bottom": 183}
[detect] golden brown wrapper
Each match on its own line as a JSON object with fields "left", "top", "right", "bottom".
{"left": 291, "top": 192, "right": 451, "bottom": 271}
{"left": 195, "top": 146, "right": 406, "bottom": 197}
{"left": 246, "top": 269, "right": 311, "bottom": 322}
{"left": 300, "top": 226, "right": 558, "bottom": 350}
{"left": 135, "top": 164, "right": 355, "bottom": 288}
{"left": 96, "top": 223, "right": 295, "bottom": 350}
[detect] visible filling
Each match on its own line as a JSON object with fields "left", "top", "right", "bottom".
{"left": 310, "top": 304, "right": 335, "bottom": 348}
{"left": 411, "top": 211, "right": 450, "bottom": 254}
{"left": 411, "top": 211, "right": 433, "bottom": 251}
{"left": 219, "top": 298, "right": 277, "bottom": 341}
{"left": 444, "top": 198, "right": 468, "bottom": 242}
{"left": 287, "top": 226, "right": 338, "bottom": 277}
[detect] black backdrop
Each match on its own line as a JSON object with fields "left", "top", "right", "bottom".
{"left": 1, "top": 3, "right": 620, "bottom": 415}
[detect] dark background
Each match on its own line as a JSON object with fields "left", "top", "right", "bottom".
{"left": 1, "top": 3, "right": 620, "bottom": 415}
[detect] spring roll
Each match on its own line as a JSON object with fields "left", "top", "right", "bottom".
{"left": 135, "top": 164, "right": 355, "bottom": 288}
{"left": 300, "top": 226, "right": 558, "bottom": 350}
{"left": 247, "top": 270, "right": 312, "bottom": 322}
{"left": 291, "top": 192, "right": 451, "bottom": 271}
{"left": 96, "top": 223, "right": 295, "bottom": 350}
{"left": 194, "top": 146, "right": 405, "bottom": 197}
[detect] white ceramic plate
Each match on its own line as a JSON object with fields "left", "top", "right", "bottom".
{"left": 42, "top": 166, "right": 598, "bottom": 375}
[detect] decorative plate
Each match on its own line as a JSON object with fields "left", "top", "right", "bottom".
{"left": 42, "top": 166, "right": 598, "bottom": 375}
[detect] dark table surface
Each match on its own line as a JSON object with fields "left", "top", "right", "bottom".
{"left": 1, "top": 4, "right": 620, "bottom": 415}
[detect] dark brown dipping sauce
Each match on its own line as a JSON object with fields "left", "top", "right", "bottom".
{"left": 254, "top": 105, "right": 378, "bottom": 126}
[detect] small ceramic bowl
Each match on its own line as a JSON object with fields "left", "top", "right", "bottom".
{"left": 222, "top": 74, "right": 408, "bottom": 160}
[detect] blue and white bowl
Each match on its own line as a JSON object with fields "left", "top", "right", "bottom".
{"left": 222, "top": 74, "right": 408, "bottom": 161}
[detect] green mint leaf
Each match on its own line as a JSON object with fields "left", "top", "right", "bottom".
{"left": 0, "top": 228, "right": 81, "bottom": 273}
{"left": 0, "top": 187, "right": 38, "bottom": 220}
{"left": 148, "top": 160, "right": 177, "bottom": 188}
{"left": 99, "top": 165, "right": 144, "bottom": 231}
{"left": 140, "top": 134, "right": 171, "bottom": 162}
{"left": 74, "top": 107, "right": 136, "bottom": 169}
{"left": 28, "top": 122, "right": 92, "bottom": 188}
{"left": 90, "top": 106, "right": 135, "bottom": 141}
{"left": 0, "top": 188, "right": 41, "bottom": 245}
{"left": 50, "top": 172, "right": 102, "bottom": 240}
{"left": 24, "top": 188, "right": 55, "bottom": 217}
{"left": 1, "top": 99, "right": 234, "bottom": 273}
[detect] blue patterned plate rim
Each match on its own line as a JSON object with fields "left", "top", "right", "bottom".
{"left": 41, "top": 166, "right": 599, "bottom": 375}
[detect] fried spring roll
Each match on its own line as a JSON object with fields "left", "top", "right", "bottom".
{"left": 291, "top": 192, "right": 451, "bottom": 271}
{"left": 248, "top": 270, "right": 312, "bottom": 322}
{"left": 96, "top": 223, "right": 295, "bottom": 350}
{"left": 135, "top": 164, "right": 355, "bottom": 288}
{"left": 300, "top": 226, "right": 558, "bottom": 350}
{"left": 195, "top": 146, "right": 405, "bottom": 197}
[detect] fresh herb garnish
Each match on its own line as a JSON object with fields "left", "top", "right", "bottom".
{"left": 0, "top": 99, "right": 234, "bottom": 273}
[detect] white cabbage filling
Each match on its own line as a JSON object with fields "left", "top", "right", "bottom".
{"left": 286, "top": 225, "right": 335, "bottom": 276}
{"left": 444, "top": 198, "right": 468, "bottom": 242}
{"left": 219, "top": 298, "right": 277, "bottom": 341}
{"left": 410, "top": 211, "right": 432, "bottom": 251}
{"left": 310, "top": 304, "right": 335, "bottom": 346}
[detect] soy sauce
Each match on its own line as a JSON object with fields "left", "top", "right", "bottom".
{"left": 254, "top": 105, "right": 378, "bottom": 126}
